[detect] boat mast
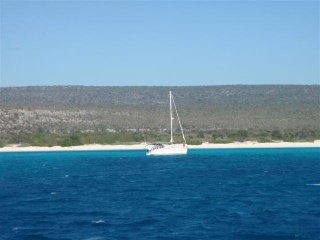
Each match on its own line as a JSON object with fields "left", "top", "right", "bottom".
{"left": 170, "top": 91, "right": 173, "bottom": 143}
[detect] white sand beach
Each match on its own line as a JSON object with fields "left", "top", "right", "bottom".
{"left": 1, "top": 141, "right": 319, "bottom": 152}
{"left": 188, "top": 141, "right": 320, "bottom": 149}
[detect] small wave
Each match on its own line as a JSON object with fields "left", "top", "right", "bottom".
{"left": 90, "top": 219, "right": 111, "bottom": 227}
{"left": 71, "top": 220, "right": 89, "bottom": 226}
{"left": 144, "top": 196, "right": 160, "bottom": 201}
{"left": 129, "top": 218, "right": 160, "bottom": 227}
{"left": 83, "top": 237, "right": 106, "bottom": 240}
{"left": 306, "top": 183, "right": 320, "bottom": 186}
{"left": 23, "top": 234, "right": 51, "bottom": 240}
{"left": 236, "top": 232, "right": 304, "bottom": 240}
{"left": 91, "top": 220, "right": 105, "bottom": 224}
{"left": 262, "top": 208, "right": 276, "bottom": 214}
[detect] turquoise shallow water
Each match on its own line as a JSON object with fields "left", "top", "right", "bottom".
{"left": 1, "top": 148, "right": 319, "bottom": 240}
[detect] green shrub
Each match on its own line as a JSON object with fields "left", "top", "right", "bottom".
{"left": 271, "top": 130, "right": 283, "bottom": 140}
{"left": 59, "top": 134, "right": 83, "bottom": 147}
{"left": 187, "top": 139, "right": 202, "bottom": 145}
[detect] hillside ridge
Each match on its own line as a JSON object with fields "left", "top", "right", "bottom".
{"left": 1, "top": 85, "right": 319, "bottom": 135}
{"left": 1, "top": 85, "right": 318, "bottom": 108}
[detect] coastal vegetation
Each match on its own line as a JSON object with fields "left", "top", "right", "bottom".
{"left": 0, "top": 85, "right": 319, "bottom": 147}
{"left": 1, "top": 128, "right": 319, "bottom": 148}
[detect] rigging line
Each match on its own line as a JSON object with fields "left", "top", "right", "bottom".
{"left": 171, "top": 94, "right": 186, "bottom": 142}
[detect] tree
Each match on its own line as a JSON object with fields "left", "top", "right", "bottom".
{"left": 272, "top": 130, "right": 283, "bottom": 140}
{"left": 197, "top": 131, "right": 205, "bottom": 138}
{"left": 234, "top": 130, "right": 249, "bottom": 142}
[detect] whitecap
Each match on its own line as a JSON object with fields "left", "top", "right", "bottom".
{"left": 65, "top": 174, "right": 69, "bottom": 177}
{"left": 50, "top": 192, "right": 57, "bottom": 195}
{"left": 91, "top": 220, "right": 105, "bottom": 224}
{"left": 306, "top": 183, "right": 320, "bottom": 186}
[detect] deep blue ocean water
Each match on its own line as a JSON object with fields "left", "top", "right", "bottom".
{"left": 1, "top": 148, "right": 319, "bottom": 240}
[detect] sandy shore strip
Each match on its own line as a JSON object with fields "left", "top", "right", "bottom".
{"left": 1, "top": 141, "right": 319, "bottom": 152}
{"left": 0, "top": 143, "right": 146, "bottom": 152}
{"left": 188, "top": 141, "right": 320, "bottom": 149}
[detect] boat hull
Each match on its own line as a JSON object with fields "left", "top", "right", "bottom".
{"left": 146, "top": 145, "right": 188, "bottom": 156}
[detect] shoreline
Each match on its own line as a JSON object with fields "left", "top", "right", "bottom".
{"left": 1, "top": 141, "right": 319, "bottom": 152}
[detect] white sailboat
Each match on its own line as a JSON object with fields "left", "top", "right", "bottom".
{"left": 146, "top": 91, "right": 187, "bottom": 156}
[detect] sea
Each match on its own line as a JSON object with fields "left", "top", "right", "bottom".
{"left": 0, "top": 148, "right": 319, "bottom": 240}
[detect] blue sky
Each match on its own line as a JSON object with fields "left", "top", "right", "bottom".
{"left": 1, "top": 0, "right": 319, "bottom": 87}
